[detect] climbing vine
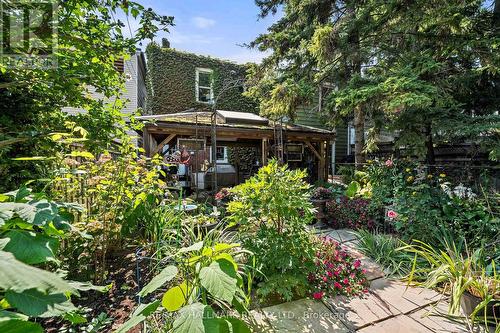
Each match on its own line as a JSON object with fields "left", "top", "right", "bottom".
{"left": 145, "top": 43, "right": 257, "bottom": 114}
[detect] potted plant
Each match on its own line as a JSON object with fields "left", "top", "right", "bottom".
{"left": 402, "top": 240, "right": 499, "bottom": 328}
{"left": 310, "top": 187, "right": 333, "bottom": 222}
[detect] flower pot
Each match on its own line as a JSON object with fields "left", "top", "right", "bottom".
{"left": 460, "top": 291, "right": 500, "bottom": 318}
{"left": 311, "top": 199, "right": 328, "bottom": 222}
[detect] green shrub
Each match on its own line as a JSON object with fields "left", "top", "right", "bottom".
{"left": 0, "top": 187, "right": 104, "bottom": 331}
{"left": 228, "top": 160, "right": 316, "bottom": 301}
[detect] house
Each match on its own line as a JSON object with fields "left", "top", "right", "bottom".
{"left": 62, "top": 52, "right": 147, "bottom": 145}
{"left": 141, "top": 42, "right": 334, "bottom": 190}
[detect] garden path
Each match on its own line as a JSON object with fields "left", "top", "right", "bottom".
{"left": 245, "top": 228, "right": 489, "bottom": 333}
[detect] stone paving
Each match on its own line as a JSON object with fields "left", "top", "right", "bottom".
{"left": 247, "top": 228, "right": 489, "bottom": 333}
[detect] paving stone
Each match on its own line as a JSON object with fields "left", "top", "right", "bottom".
{"left": 369, "top": 278, "right": 442, "bottom": 314}
{"left": 343, "top": 247, "right": 385, "bottom": 281}
{"left": 245, "top": 309, "right": 275, "bottom": 333}
{"left": 261, "top": 299, "right": 350, "bottom": 332}
{"left": 324, "top": 292, "right": 399, "bottom": 330}
{"left": 409, "top": 302, "right": 494, "bottom": 333}
{"left": 357, "top": 314, "right": 433, "bottom": 333}
{"left": 327, "top": 229, "right": 357, "bottom": 243}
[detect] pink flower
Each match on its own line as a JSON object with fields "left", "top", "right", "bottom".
{"left": 334, "top": 282, "right": 342, "bottom": 289}
{"left": 327, "top": 271, "right": 333, "bottom": 277}
{"left": 322, "top": 276, "right": 328, "bottom": 282}
{"left": 343, "top": 278, "right": 349, "bottom": 285}
{"left": 353, "top": 259, "right": 361, "bottom": 269}
{"left": 385, "top": 159, "right": 393, "bottom": 167}
{"left": 387, "top": 210, "right": 398, "bottom": 219}
{"left": 313, "top": 292, "right": 324, "bottom": 300}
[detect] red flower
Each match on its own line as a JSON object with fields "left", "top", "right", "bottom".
{"left": 327, "top": 271, "right": 333, "bottom": 277}
{"left": 353, "top": 259, "right": 361, "bottom": 269}
{"left": 322, "top": 276, "right": 328, "bottom": 282}
{"left": 334, "top": 282, "right": 342, "bottom": 289}
{"left": 343, "top": 278, "right": 349, "bottom": 285}
{"left": 313, "top": 292, "right": 324, "bottom": 300}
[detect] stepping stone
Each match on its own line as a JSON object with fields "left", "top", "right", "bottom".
{"left": 409, "top": 303, "right": 492, "bottom": 333}
{"left": 357, "top": 314, "right": 433, "bottom": 333}
{"left": 370, "top": 278, "right": 442, "bottom": 314}
{"left": 260, "top": 299, "right": 349, "bottom": 332}
{"left": 245, "top": 309, "right": 275, "bottom": 333}
{"left": 327, "top": 229, "right": 357, "bottom": 243}
{"left": 324, "top": 292, "right": 399, "bottom": 330}
{"left": 343, "top": 247, "right": 385, "bottom": 281}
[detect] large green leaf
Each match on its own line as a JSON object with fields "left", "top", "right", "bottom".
{"left": 3, "top": 230, "right": 59, "bottom": 264}
{"left": 177, "top": 241, "right": 204, "bottom": 254}
{"left": 222, "top": 317, "right": 250, "bottom": 333}
{"left": 0, "top": 251, "right": 75, "bottom": 294}
{"left": 345, "top": 181, "right": 360, "bottom": 198}
{"left": 0, "top": 203, "right": 34, "bottom": 226}
{"left": 139, "top": 265, "right": 177, "bottom": 297}
{"left": 162, "top": 281, "right": 189, "bottom": 312}
{"left": 5, "top": 289, "right": 75, "bottom": 317}
{"left": 0, "top": 319, "right": 43, "bottom": 333}
{"left": 114, "top": 300, "right": 160, "bottom": 333}
{"left": 199, "top": 259, "right": 238, "bottom": 304}
{"left": 172, "top": 303, "right": 211, "bottom": 333}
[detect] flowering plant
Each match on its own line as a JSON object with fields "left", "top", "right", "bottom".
{"left": 311, "top": 186, "right": 333, "bottom": 200}
{"left": 309, "top": 236, "right": 368, "bottom": 300}
{"left": 215, "top": 188, "right": 231, "bottom": 201}
{"left": 325, "top": 196, "right": 379, "bottom": 230}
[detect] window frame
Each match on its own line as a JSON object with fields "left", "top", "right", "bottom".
{"left": 195, "top": 68, "right": 214, "bottom": 103}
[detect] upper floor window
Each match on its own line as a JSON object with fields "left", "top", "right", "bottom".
{"left": 196, "top": 68, "right": 213, "bottom": 103}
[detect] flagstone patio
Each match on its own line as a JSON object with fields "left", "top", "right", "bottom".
{"left": 246, "top": 228, "right": 491, "bottom": 333}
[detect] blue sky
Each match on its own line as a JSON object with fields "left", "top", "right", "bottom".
{"left": 130, "top": 1, "right": 281, "bottom": 64}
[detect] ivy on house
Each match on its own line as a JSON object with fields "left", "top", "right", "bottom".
{"left": 145, "top": 43, "right": 258, "bottom": 115}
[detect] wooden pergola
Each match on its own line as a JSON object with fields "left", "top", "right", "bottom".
{"left": 138, "top": 111, "right": 334, "bottom": 182}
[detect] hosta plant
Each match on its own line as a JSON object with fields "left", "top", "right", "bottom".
{"left": 116, "top": 238, "right": 254, "bottom": 333}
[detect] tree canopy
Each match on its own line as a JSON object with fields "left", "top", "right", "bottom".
{"left": 247, "top": 0, "right": 500, "bottom": 163}
{"left": 0, "top": 0, "right": 173, "bottom": 191}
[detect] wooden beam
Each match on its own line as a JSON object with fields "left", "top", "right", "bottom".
{"left": 262, "top": 138, "right": 268, "bottom": 166}
{"left": 305, "top": 141, "right": 322, "bottom": 161}
{"left": 153, "top": 133, "right": 176, "bottom": 155}
{"left": 319, "top": 141, "right": 326, "bottom": 181}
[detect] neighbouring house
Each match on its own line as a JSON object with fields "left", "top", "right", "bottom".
{"left": 141, "top": 42, "right": 334, "bottom": 191}
{"left": 62, "top": 52, "right": 147, "bottom": 145}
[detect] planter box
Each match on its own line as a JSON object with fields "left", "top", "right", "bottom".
{"left": 311, "top": 199, "right": 329, "bottom": 222}
{"left": 460, "top": 291, "right": 499, "bottom": 318}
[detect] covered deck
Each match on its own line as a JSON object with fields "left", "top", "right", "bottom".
{"left": 138, "top": 110, "right": 334, "bottom": 189}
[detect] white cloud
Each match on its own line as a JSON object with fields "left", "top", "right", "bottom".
{"left": 191, "top": 16, "right": 216, "bottom": 29}
{"left": 168, "top": 28, "right": 222, "bottom": 45}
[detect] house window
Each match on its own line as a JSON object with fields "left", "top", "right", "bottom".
{"left": 347, "top": 124, "right": 355, "bottom": 155}
{"left": 196, "top": 68, "right": 213, "bottom": 103}
{"left": 215, "top": 146, "right": 228, "bottom": 163}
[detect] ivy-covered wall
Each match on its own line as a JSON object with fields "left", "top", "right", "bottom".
{"left": 145, "top": 43, "right": 257, "bottom": 115}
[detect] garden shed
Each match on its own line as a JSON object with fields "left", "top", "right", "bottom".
{"left": 138, "top": 110, "right": 334, "bottom": 189}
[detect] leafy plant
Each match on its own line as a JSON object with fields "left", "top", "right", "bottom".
{"left": 325, "top": 196, "right": 379, "bottom": 230}
{"left": 355, "top": 230, "right": 417, "bottom": 277}
{"left": 402, "top": 240, "right": 499, "bottom": 329}
{"left": 0, "top": 187, "right": 104, "bottom": 331}
{"left": 228, "top": 160, "right": 317, "bottom": 301}
{"left": 117, "top": 236, "right": 254, "bottom": 333}
{"left": 51, "top": 138, "right": 165, "bottom": 282}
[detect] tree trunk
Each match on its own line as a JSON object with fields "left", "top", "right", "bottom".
{"left": 425, "top": 122, "right": 435, "bottom": 165}
{"left": 354, "top": 106, "right": 366, "bottom": 168}
{"left": 347, "top": 1, "right": 365, "bottom": 169}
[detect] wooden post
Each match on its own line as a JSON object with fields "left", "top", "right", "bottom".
{"left": 261, "top": 138, "right": 268, "bottom": 166}
{"left": 143, "top": 128, "right": 151, "bottom": 156}
{"left": 319, "top": 141, "right": 326, "bottom": 182}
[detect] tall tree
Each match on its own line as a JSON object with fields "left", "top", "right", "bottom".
{"left": 247, "top": 0, "right": 499, "bottom": 164}
{"left": 0, "top": 1, "right": 174, "bottom": 190}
